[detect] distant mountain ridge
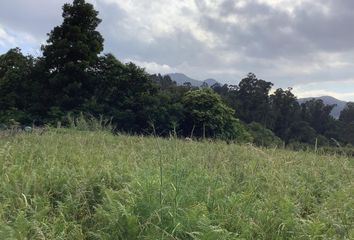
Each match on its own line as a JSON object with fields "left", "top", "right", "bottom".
{"left": 167, "top": 73, "right": 219, "bottom": 87}
{"left": 298, "top": 96, "right": 347, "bottom": 119}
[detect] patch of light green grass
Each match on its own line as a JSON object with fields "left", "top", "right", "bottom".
{"left": 0, "top": 129, "right": 353, "bottom": 239}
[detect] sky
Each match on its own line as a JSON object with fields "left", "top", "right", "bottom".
{"left": 1, "top": 0, "right": 354, "bottom": 101}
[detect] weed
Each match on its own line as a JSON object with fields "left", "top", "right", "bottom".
{"left": 0, "top": 129, "right": 353, "bottom": 239}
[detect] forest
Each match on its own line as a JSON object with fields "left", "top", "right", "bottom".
{"left": 1, "top": 0, "right": 354, "bottom": 150}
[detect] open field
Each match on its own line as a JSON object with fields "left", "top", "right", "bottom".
{"left": 0, "top": 129, "right": 353, "bottom": 239}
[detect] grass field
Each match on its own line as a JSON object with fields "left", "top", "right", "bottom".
{"left": 0, "top": 129, "right": 353, "bottom": 239}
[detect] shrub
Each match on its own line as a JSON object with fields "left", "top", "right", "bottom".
{"left": 247, "top": 122, "right": 282, "bottom": 147}
{"left": 182, "top": 88, "right": 252, "bottom": 142}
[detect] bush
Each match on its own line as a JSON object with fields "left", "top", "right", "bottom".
{"left": 247, "top": 122, "right": 282, "bottom": 147}
{"left": 182, "top": 88, "right": 252, "bottom": 142}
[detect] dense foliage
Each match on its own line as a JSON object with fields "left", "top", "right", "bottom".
{"left": 181, "top": 88, "right": 251, "bottom": 141}
{"left": 0, "top": 0, "right": 353, "bottom": 146}
{"left": 212, "top": 77, "right": 352, "bottom": 146}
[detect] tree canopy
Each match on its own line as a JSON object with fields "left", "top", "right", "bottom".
{"left": 182, "top": 88, "right": 251, "bottom": 141}
{"left": 339, "top": 102, "right": 354, "bottom": 124}
{"left": 1, "top": 0, "right": 353, "bottom": 147}
{"left": 41, "top": 0, "right": 104, "bottom": 112}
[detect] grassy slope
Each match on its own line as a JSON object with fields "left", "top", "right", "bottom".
{"left": 0, "top": 129, "right": 353, "bottom": 239}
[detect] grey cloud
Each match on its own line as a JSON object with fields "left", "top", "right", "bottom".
{"left": 1, "top": 0, "right": 354, "bottom": 96}
{"left": 0, "top": 0, "right": 67, "bottom": 38}
{"left": 197, "top": 0, "right": 354, "bottom": 59}
{"left": 198, "top": 1, "right": 311, "bottom": 59}
{"left": 294, "top": 0, "right": 354, "bottom": 52}
{"left": 95, "top": 0, "right": 218, "bottom": 68}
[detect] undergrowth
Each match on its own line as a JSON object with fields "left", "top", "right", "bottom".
{"left": 0, "top": 129, "right": 353, "bottom": 239}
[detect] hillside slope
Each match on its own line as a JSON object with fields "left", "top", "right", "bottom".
{"left": 168, "top": 73, "right": 219, "bottom": 87}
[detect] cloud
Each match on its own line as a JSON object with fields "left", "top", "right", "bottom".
{"left": 293, "top": 79, "right": 354, "bottom": 101}
{"left": 124, "top": 58, "right": 178, "bottom": 75}
{"left": 0, "top": 26, "right": 16, "bottom": 48}
{"left": 1, "top": 0, "right": 354, "bottom": 100}
{"left": 294, "top": 90, "right": 354, "bottom": 102}
{"left": 0, "top": 0, "right": 66, "bottom": 36}
{"left": 0, "top": 25, "right": 39, "bottom": 54}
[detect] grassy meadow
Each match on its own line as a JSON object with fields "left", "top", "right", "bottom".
{"left": 0, "top": 129, "right": 353, "bottom": 239}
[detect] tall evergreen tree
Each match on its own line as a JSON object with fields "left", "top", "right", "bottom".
{"left": 234, "top": 73, "right": 273, "bottom": 126}
{"left": 41, "top": 0, "right": 104, "bottom": 112}
{"left": 270, "top": 88, "right": 301, "bottom": 141}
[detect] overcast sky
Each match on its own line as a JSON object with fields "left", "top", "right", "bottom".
{"left": 1, "top": 0, "right": 354, "bottom": 101}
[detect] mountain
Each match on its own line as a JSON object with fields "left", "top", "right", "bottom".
{"left": 298, "top": 96, "right": 347, "bottom": 119}
{"left": 167, "top": 73, "right": 219, "bottom": 87}
{"left": 204, "top": 78, "right": 219, "bottom": 86}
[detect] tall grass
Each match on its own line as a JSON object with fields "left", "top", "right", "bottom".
{"left": 0, "top": 128, "right": 353, "bottom": 239}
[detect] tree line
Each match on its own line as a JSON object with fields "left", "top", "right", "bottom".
{"left": 211, "top": 74, "right": 354, "bottom": 147}
{"left": 1, "top": 0, "right": 354, "bottom": 148}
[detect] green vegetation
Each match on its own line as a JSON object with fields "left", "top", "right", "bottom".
{"left": 1, "top": 1, "right": 353, "bottom": 239}
{"left": 1, "top": 0, "right": 354, "bottom": 148}
{"left": 1, "top": 129, "right": 353, "bottom": 239}
{"left": 181, "top": 88, "right": 251, "bottom": 141}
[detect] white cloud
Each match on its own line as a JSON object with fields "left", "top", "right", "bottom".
{"left": 294, "top": 89, "right": 354, "bottom": 101}
{"left": 99, "top": 0, "right": 219, "bottom": 47}
{"left": 293, "top": 79, "right": 354, "bottom": 101}
{"left": 0, "top": 24, "right": 41, "bottom": 54}
{"left": 258, "top": 0, "right": 322, "bottom": 15}
{"left": 0, "top": 25, "right": 16, "bottom": 48}
{"left": 125, "top": 58, "right": 178, "bottom": 75}
{"left": 265, "top": 51, "right": 354, "bottom": 78}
